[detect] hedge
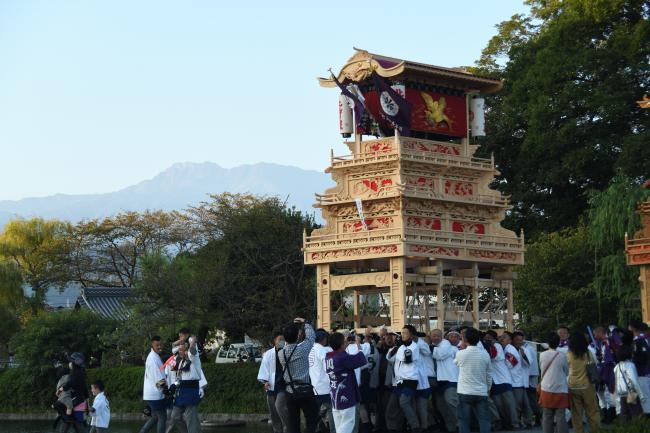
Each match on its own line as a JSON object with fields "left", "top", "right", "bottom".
{"left": 0, "top": 363, "right": 266, "bottom": 414}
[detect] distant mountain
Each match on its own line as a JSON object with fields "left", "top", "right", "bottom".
{"left": 0, "top": 162, "right": 332, "bottom": 227}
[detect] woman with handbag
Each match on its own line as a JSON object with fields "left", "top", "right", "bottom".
{"left": 614, "top": 345, "right": 647, "bottom": 421}
{"left": 567, "top": 332, "right": 601, "bottom": 433}
{"left": 538, "top": 333, "right": 569, "bottom": 433}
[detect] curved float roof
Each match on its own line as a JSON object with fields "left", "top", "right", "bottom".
{"left": 318, "top": 48, "right": 503, "bottom": 94}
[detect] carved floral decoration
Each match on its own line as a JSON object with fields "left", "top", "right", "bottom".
{"left": 354, "top": 177, "right": 394, "bottom": 194}
{"left": 342, "top": 217, "right": 394, "bottom": 232}
{"left": 406, "top": 216, "right": 441, "bottom": 230}
{"left": 452, "top": 221, "right": 485, "bottom": 234}
{"left": 445, "top": 180, "right": 474, "bottom": 196}
{"left": 409, "top": 245, "right": 460, "bottom": 256}
{"left": 310, "top": 245, "right": 399, "bottom": 262}
{"left": 402, "top": 139, "right": 461, "bottom": 156}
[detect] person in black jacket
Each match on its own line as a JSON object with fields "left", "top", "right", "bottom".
{"left": 57, "top": 352, "right": 90, "bottom": 433}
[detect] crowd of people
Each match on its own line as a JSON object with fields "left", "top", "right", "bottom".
{"left": 140, "top": 328, "right": 208, "bottom": 433}
{"left": 52, "top": 352, "right": 110, "bottom": 433}
{"left": 257, "top": 319, "right": 650, "bottom": 433}
{"left": 51, "top": 327, "right": 206, "bottom": 433}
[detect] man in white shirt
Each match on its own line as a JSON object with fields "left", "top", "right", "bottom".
{"left": 484, "top": 330, "right": 519, "bottom": 430}
{"left": 258, "top": 331, "right": 286, "bottom": 433}
{"left": 521, "top": 331, "right": 541, "bottom": 425}
{"left": 556, "top": 326, "right": 570, "bottom": 354}
{"left": 309, "top": 329, "right": 335, "bottom": 433}
{"left": 89, "top": 380, "right": 110, "bottom": 433}
{"left": 140, "top": 336, "right": 167, "bottom": 433}
{"left": 391, "top": 325, "right": 422, "bottom": 433}
{"left": 433, "top": 330, "right": 460, "bottom": 433}
{"left": 171, "top": 337, "right": 202, "bottom": 433}
{"left": 414, "top": 331, "right": 432, "bottom": 431}
{"left": 503, "top": 331, "right": 533, "bottom": 428}
{"left": 455, "top": 328, "right": 491, "bottom": 433}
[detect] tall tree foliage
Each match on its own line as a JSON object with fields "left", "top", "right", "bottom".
{"left": 587, "top": 173, "right": 649, "bottom": 324}
{"left": 515, "top": 175, "right": 648, "bottom": 335}
{"left": 66, "top": 210, "right": 197, "bottom": 288}
{"left": 476, "top": 0, "right": 650, "bottom": 238}
{"left": 0, "top": 218, "right": 70, "bottom": 310}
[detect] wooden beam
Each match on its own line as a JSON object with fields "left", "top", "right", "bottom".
{"left": 436, "top": 259, "right": 445, "bottom": 330}
{"left": 317, "top": 264, "right": 331, "bottom": 330}
{"left": 472, "top": 263, "right": 479, "bottom": 328}
{"left": 506, "top": 284, "right": 514, "bottom": 331}
{"left": 389, "top": 257, "right": 406, "bottom": 331}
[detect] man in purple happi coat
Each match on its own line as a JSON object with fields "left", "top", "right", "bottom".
{"left": 326, "top": 332, "right": 367, "bottom": 433}
{"left": 589, "top": 326, "right": 618, "bottom": 423}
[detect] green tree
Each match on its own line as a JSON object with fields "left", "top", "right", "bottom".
{"left": 515, "top": 226, "right": 595, "bottom": 337}
{"left": 0, "top": 218, "right": 70, "bottom": 311}
{"left": 188, "top": 193, "right": 318, "bottom": 341}
{"left": 475, "top": 0, "right": 650, "bottom": 238}
{"left": 10, "top": 309, "right": 113, "bottom": 372}
{"left": 587, "top": 172, "right": 649, "bottom": 324}
{"left": 0, "top": 260, "right": 25, "bottom": 310}
{"left": 0, "top": 305, "right": 20, "bottom": 353}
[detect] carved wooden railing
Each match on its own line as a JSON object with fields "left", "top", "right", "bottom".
{"left": 305, "top": 227, "right": 524, "bottom": 251}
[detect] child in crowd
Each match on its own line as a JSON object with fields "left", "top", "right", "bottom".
{"left": 89, "top": 380, "right": 111, "bottom": 433}
{"left": 54, "top": 372, "right": 74, "bottom": 418}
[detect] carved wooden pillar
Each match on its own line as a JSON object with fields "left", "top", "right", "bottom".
{"left": 390, "top": 257, "right": 406, "bottom": 330}
{"left": 316, "top": 264, "right": 331, "bottom": 330}
{"left": 353, "top": 289, "right": 360, "bottom": 329}
{"left": 506, "top": 283, "right": 514, "bottom": 331}
{"left": 641, "top": 266, "right": 650, "bottom": 324}
{"left": 436, "top": 260, "right": 445, "bottom": 331}
{"left": 472, "top": 267, "right": 480, "bottom": 329}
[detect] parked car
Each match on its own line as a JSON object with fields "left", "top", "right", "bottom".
{"left": 215, "top": 343, "right": 262, "bottom": 363}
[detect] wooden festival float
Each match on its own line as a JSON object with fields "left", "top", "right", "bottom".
{"left": 625, "top": 94, "right": 650, "bottom": 324}
{"left": 625, "top": 196, "right": 650, "bottom": 323}
{"left": 303, "top": 49, "right": 524, "bottom": 332}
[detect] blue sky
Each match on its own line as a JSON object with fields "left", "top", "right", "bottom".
{"left": 0, "top": 1, "right": 528, "bottom": 200}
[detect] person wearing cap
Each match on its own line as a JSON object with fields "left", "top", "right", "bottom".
{"left": 140, "top": 336, "right": 167, "bottom": 433}
{"left": 309, "top": 329, "right": 335, "bottom": 433}
{"left": 433, "top": 330, "right": 460, "bottom": 433}
{"left": 57, "top": 352, "right": 90, "bottom": 432}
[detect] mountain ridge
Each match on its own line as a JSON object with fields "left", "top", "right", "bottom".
{"left": 0, "top": 162, "right": 331, "bottom": 226}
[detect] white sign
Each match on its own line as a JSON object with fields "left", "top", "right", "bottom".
{"left": 354, "top": 198, "right": 368, "bottom": 231}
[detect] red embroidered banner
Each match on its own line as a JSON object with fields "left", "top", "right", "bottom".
{"left": 364, "top": 87, "right": 467, "bottom": 138}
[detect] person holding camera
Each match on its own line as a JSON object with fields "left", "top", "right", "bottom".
{"left": 278, "top": 317, "right": 318, "bottom": 433}
{"left": 390, "top": 325, "right": 423, "bottom": 433}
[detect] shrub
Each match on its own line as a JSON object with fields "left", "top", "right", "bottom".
{"left": 609, "top": 417, "right": 650, "bottom": 433}
{"left": 0, "top": 362, "right": 266, "bottom": 414}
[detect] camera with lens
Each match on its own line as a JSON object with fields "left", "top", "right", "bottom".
{"left": 404, "top": 348, "right": 413, "bottom": 364}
